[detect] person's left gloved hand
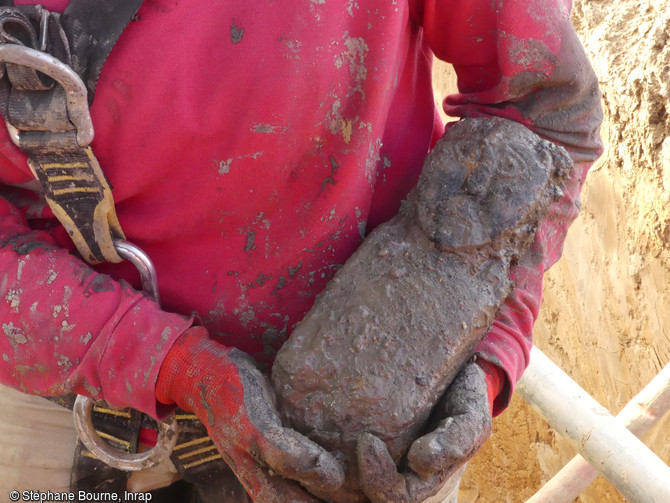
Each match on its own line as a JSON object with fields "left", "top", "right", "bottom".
{"left": 356, "top": 359, "right": 503, "bottom": 503}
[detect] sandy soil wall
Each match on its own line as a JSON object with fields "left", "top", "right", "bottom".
{"left": 433, "top": 1, "right": 670, "bottom": 501}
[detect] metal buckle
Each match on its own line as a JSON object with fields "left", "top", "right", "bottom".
{"left": 73, "top": 240, "right": 179, "bottom": 471}
{"left": 0, "top": 44, "right": 94, "bottom": 147}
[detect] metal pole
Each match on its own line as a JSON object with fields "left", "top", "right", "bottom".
{"left": 517, "top": 347, "right": 670, "bottom": 503}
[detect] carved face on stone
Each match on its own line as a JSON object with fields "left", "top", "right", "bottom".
{"left": 416, "top": 117, "right": 572, "bottom": 253}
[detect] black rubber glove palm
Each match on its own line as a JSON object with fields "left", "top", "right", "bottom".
{"left": 356, "top": 362, "right": 491, "bottom": 502}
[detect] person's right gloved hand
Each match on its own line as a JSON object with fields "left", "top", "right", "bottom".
{"left": 155, "top": 327, "right": 344, "bottom": 502}
{"left": 355, "top": 359, "right": 501, "bottom": 503}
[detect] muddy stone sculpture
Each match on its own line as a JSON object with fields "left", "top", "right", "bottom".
{"left": 271, "top": 117, "right": 572, "bottom": 501}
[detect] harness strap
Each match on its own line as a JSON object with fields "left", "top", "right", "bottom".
{"left": 30, "top": 147, "right": 125, "bottom": 263}
{"left": 0, "top": 0, "right": 144, "bottom": 263}
{"left": 61, "top": 0, "right": 144, "bottom": 102}
{"left": 0, "top": 3, "right": 131, "bottom": 262}
{"left": 55, "top": 397, "right": 238, "bottom": 501}
{"left": 169, "top": 413, "right": 249, "bottom": 502}
{"left": 70, "top": 405, "right": 247, "bottom": 501}
{"left": 72, "top": 402, "right": 142, "bottom": 497}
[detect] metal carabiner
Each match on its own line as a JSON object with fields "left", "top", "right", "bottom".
{"left": 73, "top": 240, "right": 178, "bottom": 471}
{"left": 0, "top": 44, "right": 94, "bottom": 147}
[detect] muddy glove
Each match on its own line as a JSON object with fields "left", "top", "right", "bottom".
{"left": 356, "top": 359, "right": 503, "bottom": 503}
{"left": 156, "top": 327, "right": 344, "bottom": 502}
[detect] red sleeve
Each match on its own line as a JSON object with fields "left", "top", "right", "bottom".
{"left": 411, "top": 0, "right": 603, "bottom": 414}
{"left": 0, "top": 194, "right": 192, "bottom": 418}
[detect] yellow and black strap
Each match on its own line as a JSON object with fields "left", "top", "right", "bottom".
{"left": 70, "top": 403, "right": 142, "bottom": 497}
{"left": 0, "top": 2, "right": 132, "bottom": 264}
{"left": 29, "top": 148, "right": 124, "bottom": 263}
{"left": 169, "top": 412, "right": 249, "bottom": 502}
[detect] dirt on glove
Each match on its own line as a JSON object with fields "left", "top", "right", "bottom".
{"left": 271, "top": 117, "right": 572, "bottom": 501}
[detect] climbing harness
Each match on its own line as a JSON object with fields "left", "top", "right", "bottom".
{"left": 0, "top": 1, "right": 236, "bottom": 499}
{"left": 0, "top": 0, "right": 137, "bottom": 264}
{"left": 0, "top": 0, "right": 177, "bottom": 472}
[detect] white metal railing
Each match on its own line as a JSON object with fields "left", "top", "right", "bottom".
{"left": 517, "top": 347, "right": 670, "bottom": 503}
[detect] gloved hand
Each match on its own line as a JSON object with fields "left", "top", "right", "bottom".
{"left": 155, "top": 327, "right": 344, "bottom": 502}
{"left": 356, "top": 359, "right": 503, "bottom": 503}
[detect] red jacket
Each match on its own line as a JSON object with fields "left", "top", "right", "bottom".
{"left": 0, "top": 0, "right": 602, "bottom": 417}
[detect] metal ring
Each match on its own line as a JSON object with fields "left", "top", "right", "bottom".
{"left": 73, "top": 395, "right": 178, "bottom": 471}
{"left": 0, "top": 44, "right": 94, "bottom": 147}
{"left": 114, "top": 240, "right": 160, "bottom": 303}
{"left": 72, "top": 240, "right": 178, "bottom": 470}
